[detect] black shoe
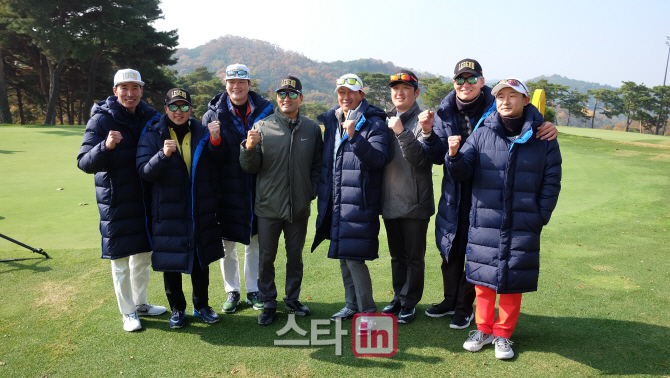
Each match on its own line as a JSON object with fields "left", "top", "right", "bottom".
{"left": 193, "top": 306, "right": 220, "bottom": 324}
{"left": 382, "top": 299, "right": 401, "bottom": 314}
{"left": 330, "top": 307, "right": 357, "bottom": 321}
{"left": 397, "top": 307, "right": 415, "bottom": 324}
{"left": 285, "top": 301, "right": 310, "bottom": 316}
{"left": 169, "top": 310, "right": 186, "bottom": 329}
{"left": 258, "top": 308, "right": 277, "bottom": 325}
{"left": 450, "top": 313, "right": 474, "bottom": 329}
{"left": 424, "top": 301, "right": 455, "bottom": 318}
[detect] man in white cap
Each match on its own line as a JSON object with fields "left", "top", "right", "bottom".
{"left": 77, "top": 68, "right": 166, "bottom": 332}
{"left": 202, "top": 64, "right": 274, "bottom": 314}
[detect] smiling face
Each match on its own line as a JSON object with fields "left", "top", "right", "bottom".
{"left": 164, "top": 100, "right": 192, "bottom": 125}
{"left": 495, "top": 87, "right": 529, "bottom": 118}
{"left": 391, "top": 83, "right": 420, "bottom": 113}
{"left": 113, "top": 83, "right": 143, "bottom": 113}
{"left": 453, "top": 72, "right": 485, "bottom": 102}
{"left": 337, "top": 87, "right": 364, "bottom": 113}
{"left": 226, "top": 79, "right": 250, "bottom": 105}
{"left": 277, "top": 91, "right": 303, "bottom": 119}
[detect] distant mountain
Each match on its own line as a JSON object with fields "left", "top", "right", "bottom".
{"left": 171, "top": 35, "right": 441, "bottom": 105}
{"left": 527, "top": 74, "right": 619, "bottom": 92}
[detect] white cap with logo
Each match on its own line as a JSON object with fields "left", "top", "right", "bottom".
{"left": 335, "top": 73, "right": 364, "bottom": 93}
{"left": 224, "top": 63, "right": 251, "bottom": 81}
{"left": 114, "top": 68, "right": 144, "bottom": 87}
{"left": 491, "top": 77, "right": 529, "bottom": 97}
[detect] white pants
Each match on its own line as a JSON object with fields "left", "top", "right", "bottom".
{"left": 110, "top": 252, "right": 152, "bottom": 315}
{"left": 220, "top": 235, "right": 259, "bottom": 294}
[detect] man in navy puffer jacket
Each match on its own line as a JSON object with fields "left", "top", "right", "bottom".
{"left": 136, "top": 88, "right": 224, "bottom": 328}
{"left": 312, "top": 74, "right": 389, "bottom": 326}
{"left": 77, "top": 69, "right": 166, "bottom": 332}
{"left": 446, "top": 78, "right": 561, "bottom": 360}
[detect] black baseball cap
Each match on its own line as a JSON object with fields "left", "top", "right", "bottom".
{"left": 453, "top": 59, "right": 483, "bottom": 78}
{"left": 276, "top": 76, "right": 302, "bottom": 93}
{"left": 165, "top": 88, "right": 192, "bottom": 105}
{"left": 389, "top": 70, "right": 419, "bottom": 88}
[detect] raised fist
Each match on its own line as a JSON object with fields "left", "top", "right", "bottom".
{"left": 448, "top": 135, "right": 462, "bottom": 157}
{"left": 208, "top": 121, "right": 220, "bottom": 141}
{"left": 163, "top": 139, "right": 177, "bottom": 157}
{"left": 342, "top": 120, "right": 356, "bottom": 139}
{"left": 246, "top": 129, "right": 260, "bottom": 149}
{"left": 418, "top": 110, "right": 435, "bottom": 133}
{"left": 105, "top": 130, "right": 123, "bottom": 150}
{"left": 388, "top": 117, "right": 403, "bottom": 135}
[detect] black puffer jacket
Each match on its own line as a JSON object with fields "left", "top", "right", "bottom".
{"left": 76, "top": 97, "right": 159, "bottom": 259}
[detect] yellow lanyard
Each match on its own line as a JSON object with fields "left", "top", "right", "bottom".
{"left": 168, "top": 125, "right": 192, "bottom": 177}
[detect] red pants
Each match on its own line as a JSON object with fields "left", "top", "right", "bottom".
{"left": 474, "top": 285, "right": 522, "bottom": 339}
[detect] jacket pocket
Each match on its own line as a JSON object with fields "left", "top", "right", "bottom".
{"left": 361, "top": 171, "right": 368, "bottom": 209}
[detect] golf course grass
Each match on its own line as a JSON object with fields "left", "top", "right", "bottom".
{"left": 1, "top": 124, "right": 669, "bottom": 377}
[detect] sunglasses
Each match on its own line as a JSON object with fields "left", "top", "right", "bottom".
{"left": 226, "top": 70, "right": 250, "bottom": 79}
{"left": 497, "top": 79, "right": 528, "bottom": 92}
{"left": 454, "top": 76, "right": 483, "bottom": 85}
{"left": 167, "top": 104, "right": 191, "bottom": 112}
{"left": 277, "top": 91, "right": 299, "bottom": 99}
{"left": 336, "top": 77, "right": 363, "bottom": 87}
{"left": 390, "top": 73, "right": 418, "bottom": 84}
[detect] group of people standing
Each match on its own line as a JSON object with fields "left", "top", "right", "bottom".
{"left": 77, "top": 58, "right": 561, "bottom": 360}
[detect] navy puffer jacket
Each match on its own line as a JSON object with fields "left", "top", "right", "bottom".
{"left": 77, "top": 97, "right": 159, "bottom": 259}
{"left": 136, "top": 115, "right": 224, "bottom": 273}
{"left": 201, "top": 91, "right": 273, "bottom": 245}
{"left": 422, "top": 86, "right": 496, "bottom": 262}
{"left": 312, "top": 99, "right": 389, "bottom": 260}
{"left": 446, "top": 105, "right": 562, "bottom": 293}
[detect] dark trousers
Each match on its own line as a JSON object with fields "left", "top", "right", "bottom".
{"left": 163, "top": 254, "right": 210, "bottom": 312}
{"left": 384, "top": 218, "right": 429, "bottom": 309}
{"left": 441, "top": 226, "right": 476, "bottom": 316}
{"left": 257, "top": 216, "right": 308, "bottom": 309}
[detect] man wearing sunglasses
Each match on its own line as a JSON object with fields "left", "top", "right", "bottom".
{"left": 77, "top": 68, "right": 166, "bottom": 332}
{"left": 419, "top": 59, "right": 558, "bottom": 330}
{"left": 202, "top": 63, "right": 274, "bottom": 314}
{"left": 239, "top": 76, "right": 323, "bottom": 325}
{"left": 136, "top": 88, "right": 224, "bottom": 328}
{"left": 312, "top": 73, "right": 389, "bottom": 328}
{"left": 380, "top": 70, "right": 434, "bottom": 324}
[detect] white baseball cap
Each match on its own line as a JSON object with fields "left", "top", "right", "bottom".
{"left": 224, "top": 63, "right": 251, "bottom": 81}
{"left": 335, "top": 73, "right": 364, "bottom": 93}
{"left": 114, "top": 68, "right": 144, "bottom": 87}
{"left": 491, "top": 77, "right": 529, "bottom": 97}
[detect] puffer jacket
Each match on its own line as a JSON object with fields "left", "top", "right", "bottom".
{"left": 136, "top": 115, "right": 224, "bottom": 273}
{"left": 382, "top": 101, "right": 434, "bottom": 220}
{"left": 239, "top": 108, "right": 323, "bottom": 223}
{"left": 201, "top": 91, "right": 273, "bottom": 245}
{"left": 311, "top": 99, "right": 389, "bottom": 260}
{"left": 76, "top": 97, "right": 160, "bottom": 259}
{"left": 422, "top": 86, "right": 496, "bottom": 261}
{"left": 446, "top": 105, "right": 562, "bottom": 293}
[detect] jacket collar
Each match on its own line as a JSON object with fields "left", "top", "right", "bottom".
{"left": 387, "top": 101, "right": 420, "bottom": 125}
{"left": 274, "top": 108, "right": 301, "bottom": 131}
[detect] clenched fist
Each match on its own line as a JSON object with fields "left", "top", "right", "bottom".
{"left": 246, "top": 129, "right": 260, "bottom": 149}
{"left": 342, "top": 120, "right": 356, "bottom": 139}
{"left": 388, "top": 117, "right": 404, "bottom": 135}
{"left": 448, "top": 135, "right": 461, "bottom": 157}
{"left": 105, "top": 130, "right": 123, "bottom": 150}
{"left": 208, "top": 121, "right": 220, "bottom": 141}
{"left": 163, "top": 139, "right": 177, "bottom": 157}
{"left": 418, "top": 110, "right": 435, "bottom": 133}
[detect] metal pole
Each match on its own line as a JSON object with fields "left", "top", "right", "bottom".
{"left": 655, "top": 38, "right": 670, "bottom": 134}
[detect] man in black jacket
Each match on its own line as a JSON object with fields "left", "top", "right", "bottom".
{"left": 77, "top": 69, "right": 166, "bottom": 332}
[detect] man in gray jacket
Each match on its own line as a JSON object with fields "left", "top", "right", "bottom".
{"left": 240, "top": 76, "right": 324, "bottom": 325}
{"left": 381, "top": 70, "right": 434, "bottom": 324}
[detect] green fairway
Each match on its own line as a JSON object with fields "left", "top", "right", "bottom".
{"left": 556, "top": 126, "right": 670, "bottom": 146}
{"left": 1, "top": 126, "right": 669, "bottom": 377}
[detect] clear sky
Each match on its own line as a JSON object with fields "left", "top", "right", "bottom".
{"left": 154, "top": 0, "right": 670, "bottom": 88}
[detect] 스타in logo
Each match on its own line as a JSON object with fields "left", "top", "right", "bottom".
{"left": 352, "top": 313, "right": 397, "bottom": 357}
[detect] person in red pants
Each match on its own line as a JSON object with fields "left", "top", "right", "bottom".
{"left": 445, "top": 78, "right": 562, "bottom": 359}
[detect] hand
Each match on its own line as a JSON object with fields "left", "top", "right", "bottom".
{"left": 208, "top": 121, "right": 220, "bottom": 141}
{"left": 163, "top": 139, "right": 177, "bottom": 157}
{"left": 343, "top": 120, "right": 356, "bottom": 139}
{"left": 388, "top": 117, "right": 403, "bottom": 135}
{"left": 418, "top": 110, "right": 435, "bottom": 133}
{"left": 105, "top": 130, "right": 123, "bottom": 150}
{"left": 536, "top": 121, "right": 558, "bottom": 140}
{"left": 448, "top": 135, "right": 461, "bottom": 157}
{"left": 246, "top": 129, "right": 260, "bottom": 149}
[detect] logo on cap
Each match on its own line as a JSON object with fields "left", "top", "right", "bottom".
{"left": 172, "top": 89, "right": 187, "bottom": 98}
{"left": 458, "top": 61, "right": 475, "bottom": 71}
{"left": 281, "top": 79, "right": 297, "bottom": 88}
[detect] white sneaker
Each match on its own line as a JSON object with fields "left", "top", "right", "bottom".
{"left": 122, "top": 312, "right": 142, "bottom": 332}
{"left": 494, "top": 336, "right": 514, "bottom": 359}
{"left": 136, "top": 303, "right": 167, "bottom": 316}
{"left": 357, "top": 317, "right": 377, "bottom": 336}
{"left": 463, "top": 330, "right": 494, "bottom": 352}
